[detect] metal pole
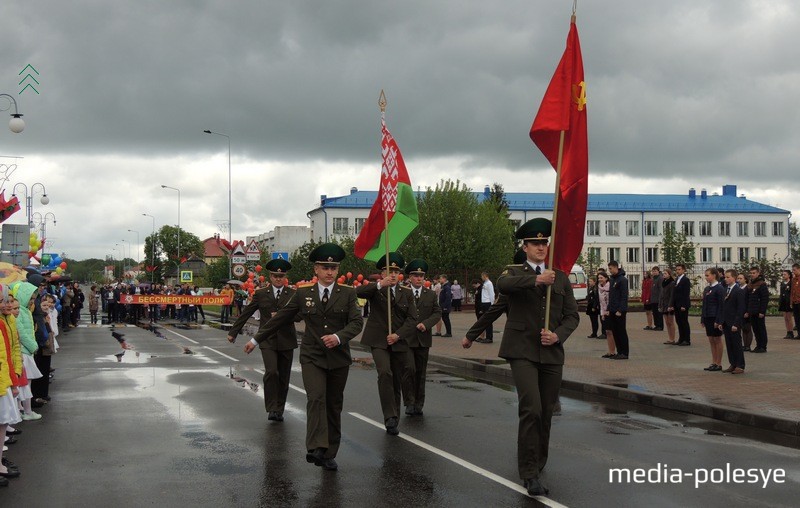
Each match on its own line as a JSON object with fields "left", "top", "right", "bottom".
{"left": 143, "top": 214, "right": 156, "bottom": 282}
{"left": 203, "top": 130, "right": 232, "bottom": 279}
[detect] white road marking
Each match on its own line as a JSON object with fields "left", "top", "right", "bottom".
{"left": 161, "top": 327, "right": 199, "bottom": 344}
{"left": 348, "top": 412, "right": 569, "bottom": 508}
{"left": 204, "top": 346, "right": 239, "bottom": 362}
{"left": 289, "top": 383, "right": 307, "bottom": 395}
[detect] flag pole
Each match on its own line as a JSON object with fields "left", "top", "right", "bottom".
{"left": 379, "top": 89, "right": 392, "bottom": 335}
{"left": 544, "top": 130, "right": 566, "bottom": 331}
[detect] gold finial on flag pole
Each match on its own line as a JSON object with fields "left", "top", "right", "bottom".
{"left": 379, "top": 90, "right": 387, "bottom": 113}
{"left": 572, "top": 0, "right": 577, "bottom": 22}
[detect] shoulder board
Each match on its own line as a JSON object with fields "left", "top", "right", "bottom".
{"left": 255, "top": 285, "right": 270, "bottom": 292}
{"left": 297, "top": 282, "right": 315, "bottom": 289}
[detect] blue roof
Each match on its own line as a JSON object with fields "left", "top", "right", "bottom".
{"left": 317, "top": 187, "right": 789, "bottom": 214}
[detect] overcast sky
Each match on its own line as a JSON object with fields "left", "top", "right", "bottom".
{"left": 1, "top": 0, "right": 798, "bottom": 261}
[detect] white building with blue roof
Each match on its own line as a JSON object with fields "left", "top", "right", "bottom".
{"left": 307, "top": 184, "right": 790, "bottom": 290}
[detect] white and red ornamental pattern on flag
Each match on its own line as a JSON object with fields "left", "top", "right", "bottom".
{"left": 380, "top": 112, "right": 400, "bottom": 212}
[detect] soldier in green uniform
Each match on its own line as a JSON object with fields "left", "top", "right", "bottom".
{"left": 464, "top": 218, "right": 578, "bottom": 497}
{"left": 399, "top": 259, "right": 441, "bottom": 416}
{"left": 244, "top": 244, "right": 363, "bottom": 471}
{"left": 227, "top": 258, "right": 297, "bottom": 422}
{"left": 356, "top": 252, "right": 418, "bottom": 435}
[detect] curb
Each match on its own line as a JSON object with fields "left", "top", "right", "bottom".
{"left": 425, "top": 352, "right": 800, "bottom": 438}
{"left": 204, "top": 310, "right": 800, "bottom": 438}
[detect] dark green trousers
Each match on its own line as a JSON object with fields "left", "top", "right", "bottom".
{"left": 397, "top": 347, "right": 429, "bottom": 409}
{"left": 259, "top": 348, "right": 294, "bottom": 413}
{"left": 371, "top": 347, "right": 415, "bottom": 421}
{"left": 509, "top": 359, "right": 563, "bottom": 479}
{"left": 301, "top": 362, "right": 349, "bottom": 459}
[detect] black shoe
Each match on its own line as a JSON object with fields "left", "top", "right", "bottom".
{"left": 587, "top": 334, "right": 598, "bottom": 338}
{"left": 6, "top": 428, "right": 21, "bottom": 436}
{"left": 711, "top": 364, "right": 722, "bottom": 371}
{"left": 677, "top": 342, "right": 691, "bottom": 346}
{"left": 0, "top": 469, "right": 20, "bottom": 478}
{"left": 601, "top": 353, "right": 615, "bottom": 358}
{"left": 742, "top": 346, "right": 751, "bottom": 352}
{"left": 306, "top": 448, "right": 326, "bottom": 467}
{"left": 752, "top": 347, "right": 767, "bottom": 353}
{"left": 405, "top": 406, "right": 415, "bottom": 416}
{"left": 432, "top": 332, "right": 441, "bottom": 336}
{"left": 322, "top": 458, "right": 338, "bottom": 471}
{"left": 4, "top": 436, "right": 17, "bottom": 445}
{"left": 475, "top": 338, "right": 493, "bottom": 344}
{"left": 643, "top": 326, "right": 653, "bottom": 330}
{"left": 413, "top": 406, "right": 424, "bottom": 416}
{"left": 653, "top": 327, "right": 664, "bottom": 331}
{"left": 2, "top": 458, "right": 17, "bottom": 468}
{"left": 385, "top": 417, "right": 399, "bottom": 436}
{"left": 598, "top": 334, "right": 606, "bottom": 340}
{"left": 31, "top": 400, "right": 44, "bottom": 409}
{"left": 442, "top": 334, "right": 453, "bottom": 337}
{"left": 611, "top": 353, "right": 628, "bottom": 360}
{"left": 703, "top": 364, "right": 716, "bottom": 371}
{"left": 523, "top": 478, "right": 549, "bottom": 496}
{"left": 785, "top": 333, "right": 795, "bottom": 339}
{"left": 267, "top": 411, "right": 284, "bottom": 422}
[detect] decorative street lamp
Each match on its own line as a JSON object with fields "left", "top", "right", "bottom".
{"left": 11, "top": 182, "right": 49, "bottom": 233}
{"left": 0, "top": 94, "right": 25, "bottom": 133}
{"left": 203, "top": 129, "right": 232, "bottom": 279}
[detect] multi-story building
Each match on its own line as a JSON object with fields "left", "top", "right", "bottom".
{"left": 307, "top": 184, "right": 791, "bottom": 291}
{"left": 246, "top": 225, "right": 310, "bottom": 260}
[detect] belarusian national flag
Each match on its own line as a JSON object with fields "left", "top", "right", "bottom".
{"left": 529, "top": 16, "right": 588, "bottom": 274}
{"left": 354, "top": 112, "right": 419, "bottom": 261}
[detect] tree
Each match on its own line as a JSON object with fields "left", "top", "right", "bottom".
{"left": 202, "top": 256, "right": 231, "bottom": 287}
{"left": 144, "top": 226, "right": 204, "bottom": 281}
{"left": 400, "top": 179, "right": 515, "bottom": 277}
{"left": 658, "top": 226, "right": 696, "bottom": 271}
{"left": 576, "top": 248, "right": 604, "bottom": 277}
{"left": 734, "top": 256, "right": 784, "bottom": 289}
{"left": 790, "top": 221, "right": 799, "bottom": 262}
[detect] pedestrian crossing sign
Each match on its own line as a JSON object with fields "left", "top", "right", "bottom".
{"left": 180, "top": 270, "right": 193, "bottom": 282}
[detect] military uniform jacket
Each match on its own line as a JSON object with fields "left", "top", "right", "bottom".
{"left": 254, "top": 283, "right": 364, "bottom": 370}
{"left": 229, "top": 285, "right": 298, "bottom": 351}
{"left": 496, "top": 264, "right": 580, "bottom": 365}
{"left": 408, "top": 286, "right": 442, "bottom": 348}
{"left": 356, "top": 283, "right": 418, "bottom": 351}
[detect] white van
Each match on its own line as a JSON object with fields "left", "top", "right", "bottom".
{"left": 569, "top": 264, "right": 587, "bottom": 301}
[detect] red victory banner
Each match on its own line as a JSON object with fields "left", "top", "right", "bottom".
{"left": 529, "top": 14, "right": 588, "bottom": 274}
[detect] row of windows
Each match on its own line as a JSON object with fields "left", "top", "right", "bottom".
{"left": 586, "top": 220, "right": 784, "bottom": 238}
{"left": 587, "top": 246, "right": 769, "bottom": 265}
{"left": 332, "top": 217, "right": 367, "bottom": 235}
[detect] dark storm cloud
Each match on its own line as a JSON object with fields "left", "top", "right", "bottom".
{"left": 2, "top": 1, "right": 799, "bottom": 259}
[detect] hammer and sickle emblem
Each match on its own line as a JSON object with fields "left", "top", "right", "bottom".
{"left": 572, "top": 81, "right": 587, "bottom": 111}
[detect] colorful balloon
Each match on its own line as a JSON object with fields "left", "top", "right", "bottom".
{"left": 255, "top": 265, "right": 262, "bottom": 273}
{"left": 59, "top": 261, "right": 67, "bottom": 270}
{"left": 357, "top": 274, "right": 364, "bottom": 282}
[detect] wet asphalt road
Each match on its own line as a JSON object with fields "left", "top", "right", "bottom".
{"left": 3, "top": 323, "right": 799, "bottom": 507}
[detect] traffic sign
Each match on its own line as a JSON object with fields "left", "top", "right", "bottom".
{"left": 272, "top": 252, "right": 289, "bottom": 260}
{"left": 246, "top": 239, "right": 261, "bottom": 261}
{"left": 232, "top": 264, "right": 246, "bottom": 277}
{"left": 231, "top": 242, "right": 247, "bottom": 264}
{"left": 180, "top": 270, "right": 193, "bottom": 283}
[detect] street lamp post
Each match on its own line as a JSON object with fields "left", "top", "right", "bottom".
{"left": 31, "top": 211, "right": 57, "bottom": 241}
{"left": 128, "top": 229, "right": 140, "bottom": 267}
{"left": 142, "top": 213, "right": 156, "bottom": 282}
{"left": 203, "top": 129, "right": 232, "bottom": 279}
{"left": 11, "top": 182, "right": 49, "bottom": 233}
{"left": 0, "top": 94, "right": 25, "bottom": 133}
{"left": 160, "top": 184, "right": 181, "bottom": 272}
{"left": 121, "top": 239, "right": 131, "bottom": 276}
